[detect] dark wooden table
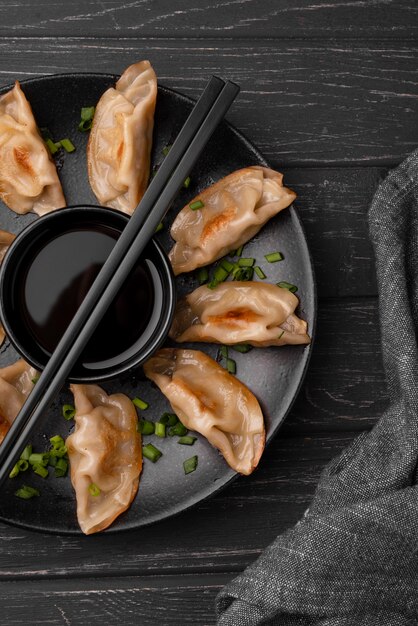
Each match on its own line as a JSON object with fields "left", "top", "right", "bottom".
{"left": 0, "top": 2, "right": 417, "bottom": 624}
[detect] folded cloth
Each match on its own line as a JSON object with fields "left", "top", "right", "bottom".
{"left": 216, "top": 150, "right": 418, "bottom": 626}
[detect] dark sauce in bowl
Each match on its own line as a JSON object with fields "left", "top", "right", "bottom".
{"left": 22, "top": 226, "right": 154, "bottom": 364}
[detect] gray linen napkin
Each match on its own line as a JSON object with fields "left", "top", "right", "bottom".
{"left": 216, "top": 150, "right": 418, "bottom": 626}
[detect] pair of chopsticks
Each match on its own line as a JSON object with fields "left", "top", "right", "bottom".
{"left": 0, "top": 76, "right": 240, "bottom": 486}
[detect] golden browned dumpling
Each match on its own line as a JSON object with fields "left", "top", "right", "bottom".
{"left": 0, "top": 229, "right": 15, "bottom": 346}
{"left": 0, "top": 360, "right": 38, "bottom": 445}
{"left": 66, "top": 384, "right": 142, "bottom": 535}
{"left": 144, "top": 348, "right": 265, "bottom": 475}
{"left": 169, "top": 166, "right": 296, "bottom": 275}
{"left": 87, "top": 60, "right": 157, "bottom": 215}
{"left": 0, "top": 81, "right": 66, "bottom": 215}
{"left": 170, "top": 282, "right": 310, "bottom": 347}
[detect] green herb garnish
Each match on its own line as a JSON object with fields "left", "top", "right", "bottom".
{"left": 183, "top": 455, "right": 198, "bottom": 475}
{"left": 143, "top": 443, "right": 162, "bottom": 463}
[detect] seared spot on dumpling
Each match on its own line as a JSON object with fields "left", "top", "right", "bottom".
{"left": 207, "top": 308, "right": 259, "bottom": 325}
{"left": 201, "top": 207, "right": 236, "bottom": 243}
{"left": 13, "top": 145, "right": 34, "bottom": 175}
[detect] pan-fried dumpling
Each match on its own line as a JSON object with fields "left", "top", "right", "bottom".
{"left": 169, "top": 166, "right": 296, "bottom": 275}
{"left": 144, "top": 349, "right": 265, "bottom": 475}
{"left": 0, "top": 81, "right": 66, "bottom": 215}
{"left": 0, "top": 229, "right": 15, "bottom": 346}
{"left": 0, "top": 360, "right": 38, "bottom": 445}
{"left": 87, "top": 60, "right": 157, "bottom": 215}
{"left": 66, "top": 384, "right": 142, "bottom": 535}
{"left": 170, "top": 282, "right": 310, "bottom": 347}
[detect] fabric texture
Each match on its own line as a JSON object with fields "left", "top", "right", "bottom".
{"left": 216, "top": 150, "right": 418, "bottom": 626}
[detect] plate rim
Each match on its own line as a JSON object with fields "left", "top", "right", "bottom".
{"left": 0, "top": 72, "right": 317, "bottom": 535}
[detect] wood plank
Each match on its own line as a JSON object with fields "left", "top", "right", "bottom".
{"left": 0, "top": 573, "right": 227, "bottom": 625}
{"left": 0, "top": 40, "right": 416, "bottom": 165}
{"left": 0, "top": 431, "right": 359, "bottom": 579}
{"left": 0, "top": 1, "right": 416, "bottom": 39}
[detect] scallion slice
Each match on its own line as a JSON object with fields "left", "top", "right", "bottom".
{"left": 219, "top": 345, "right": 229, "bottom": 358}
{"left": 54, "top": 458, "right": 68, "bottom": 477}
{"left": 17, "top": 459, "right": 29, "bottom": 472}
{"left": 183, "top": 455, "right": 198, "bottom": 475}
{"left": 62, "top": 404, "right": 75, "bottom": 420}
{"left": 45, "top": 138, "right": 59, "bottom": 155}
{"left": 59, "top": 138, "right": 76, "bottom": 153}
{"left": 89, "top": 483, "right": 101, "bottom": 497}
{"left": 137, "top": 420, "right": 155, "bottom": 435}
{"left": 198, "top": 267, "right": 209, "bottom": 285}
{"left": 143, "top": 443, "right": 162, "bottom": 463}
{"left": 231, "top": 344, "right": 252, "bottom": 353}
{"left": 220, "top": 259, "right": 234, "bottom": 273}
{"left": 206, "top": 279, "right": 219, "bottom": 290}
{"left": 31, "top": 375, "right": 40, "bottom": 385}
{"left": 155, "top": 221, "right": 164, "bottom": 233}
{"left": 232, "top": 266, "right": 254, "bottom": 281}
{"left": 50, "top": 445, "right": 67, "bottom": 458}
{"left": 265, "top": 251, "right": 284, "bottom": 263}
{"left": 189, "top": 199, "right": 204, "bottom": 211}
{"left": 168, "top": 422, "right": 188, "bottom": 437}
{"left": 159, "top": 413, "right": 178, "bottom": 426}
{"left": 15, "top": 485, "right": 40, "bottom": 500}
{"left": 33, "top": 464, "right": 49, "bottom": 478}
{"left": 277, "top": 281, "right": 298, "bottom": 293}
{"left": 162, "top": 145, "right": 172, "bottom": 156}
{"left": 155, "top": 422, "right": 166, "bottom": 438}
{"left": 213, "top": 266, "right": 229, "bottom": 283}
{"left": 178, "top": 436, "right": 197, "bottom": 446}
{"left": 183, "top": 176, "right": 191, "bottom": 188}
{"left": 254, "top": 266, "right": 266, "bottom": 279}
{"left": 20, "top": 445, "right": 32, "bottom": 461}
{"left": 133, "top": 397, "right": 149, "bottom": 410}
{"left": 9, "top": 464, "right": 19, "bottom": 478}
{"left": 78, "top": 106, "right": 95, "bottom": 131}
{"left": 226, "top": 358, "right": 236, "bottom": 374}
{"left": 29, "top": 452, "right": 49, "bottom": 467}
{"left": 236, "top": 245, "right": 244, "bottom": 257}
{"left": 238, "top": 257, "right": 255, "bottom": 267}
{"left": 50, "top": 435, "right": 65, "bottom": 447}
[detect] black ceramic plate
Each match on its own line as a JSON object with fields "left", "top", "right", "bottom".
{"left": 0, "top": 73, "right": 315, "bottom": 534}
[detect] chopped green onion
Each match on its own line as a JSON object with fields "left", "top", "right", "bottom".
{"left": 133, "top": 397, "right": 149, "bottom": 411}
{"left": 137, "top": 420, "right": 155, "bottom": 435}
{"left": 143, "top": 443, "right": 162, "bottom": 463}
{"left": 265, "top": 251, "right": 284, "bottom": 263}
{"left": 89, "top": 483, "right": 101, "bottom": 497}
{"left": 183, "top": 455, "right": 198, "bottom": 475}
{"left": 198, "top": 267, "right": 209, "bottom": 285}
{"left": 232, "top": 266, "right": 254, "bottom": 281}
{"left": 32, "top": 464, "right": 49, "bottom": 478}
{"left": 236, "top": 245, "right": 244, "bottom": 257}
{"left": 62, "top": 404, "right": 75, "bottom": 420}
{"left": 17, "top": 459, "right": 29, "bottom": 472}
{"left": 48, "top": 455, "right": 57, "bottom": 468}
{"left": 159, "top": 413, "right": 178, "bottom": 426}
{"left": 78, "top": 118, "right": 93, "bottom": 131}
{"left": 45, "top": 138, "right": 59, "bottom": 155}
{"left": 81, "top": 106, "right": 95, "bottom": 121}
{"left": 54, "top": 458, "right": 68, "bottom": 477}
{"left": 155, "top": 221, "right": 164, "bottom": 233}
{"left": 178, "top": 436, "right": 197, "bottom": 446}
{"left": 206, "top": 279, "right": 219, "bottom": 290}
{"left": 254, "top": 266, "right": 266, "bottom": 279}
{"left": 162, "top": 145, "right": 172, "bottom": 156}
{"left": 31, "top": 375, "right": 40, "bottom": 385}
{"left": 226, "top": 358, "right": 236, "bottom": 375}
{"left": 20, "top": 445, "right": 32, "bottom": 461}
{"left": 278, "top": 330, "right": 285, "bottom": 340}
{"left": 219, "top": 260, "right": 233, "bottom": 274}
{"left": 231, "top": 343, "right": 252, "bottom": 353}
{"left": 50, "top": 435, "right": 65, "bottom": 447}
{"left": 189, "top": 199, "right": 204, "bottom": 211}
{"left": 277, "top": 281, "right": 298, "bottom": 293}
{"left": 183, "top": 176, "right": 191, "bottom": 189}
{"left": 155, "top": 422, "right": 166, "bottom": 438}
{"left": 50, "top": 445, "right": 67, "bottom": 458}
{"left": 219, "top": 345, "right": 229, "bottom": 358}
{"left": 9, "top": 464, "right": 20, "bottom": 478}
{"left": 15, "top": 485, "right": 40, "bottom": 500}
{"left": 213, "top": 266, "right": 229, "bottom": 283}
{"left": 29, "top": 453, "right": 49, "bottom": 467}
{"left": 238, "top": 257, "right": 255, "bottom": 267}
{"left": 168, "top": 422, "right": 188, "bottom": 437}
{"left": 59, "top": 138, "right": 76, "bottom": 153}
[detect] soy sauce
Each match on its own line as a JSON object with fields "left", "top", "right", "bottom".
{"left": 22, "top": 225, "right": 154, "bottom": 364}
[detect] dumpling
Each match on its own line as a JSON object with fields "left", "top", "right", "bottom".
{"left": 170, "top": 282, "right": 310, "bottom": 347}
{"left": 0, "top": 360, "right": 38, "bottom": 445}
{"left": 66, "top": 384, "right": 142, "bottom": 535}
{"left": 169, "top": 166, "right": 296, "bottom": 275}
{"left": 0, "top": 81, "right": 66, "bottom": 215}
{"left": 0, "top": 229, "right": 15, "bottom": 346}
{"left": 144, "top": 348, "right": 265, "bottom": 475}
{"left": 87, "top": 60, "right": 157, "bottom": 215}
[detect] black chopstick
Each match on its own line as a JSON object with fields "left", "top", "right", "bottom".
{"left": 0, "top": 76, "right": 240, "bottom": 486}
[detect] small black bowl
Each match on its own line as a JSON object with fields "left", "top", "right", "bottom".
{"left": 0, "top": 206, "right": 176, "bottom": 382}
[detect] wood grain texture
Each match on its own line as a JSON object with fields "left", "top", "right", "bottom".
{"left": 0, "top": 432, "right": 356, "bottom": 580}
{"left": 0, "top": 40, "right": 416, "bottom": 166}
{"left": 0, "top": 574, "right": 228, "bottom": 625}
{"left": 0, "top": 1, "right": 416, "bottom": 39}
